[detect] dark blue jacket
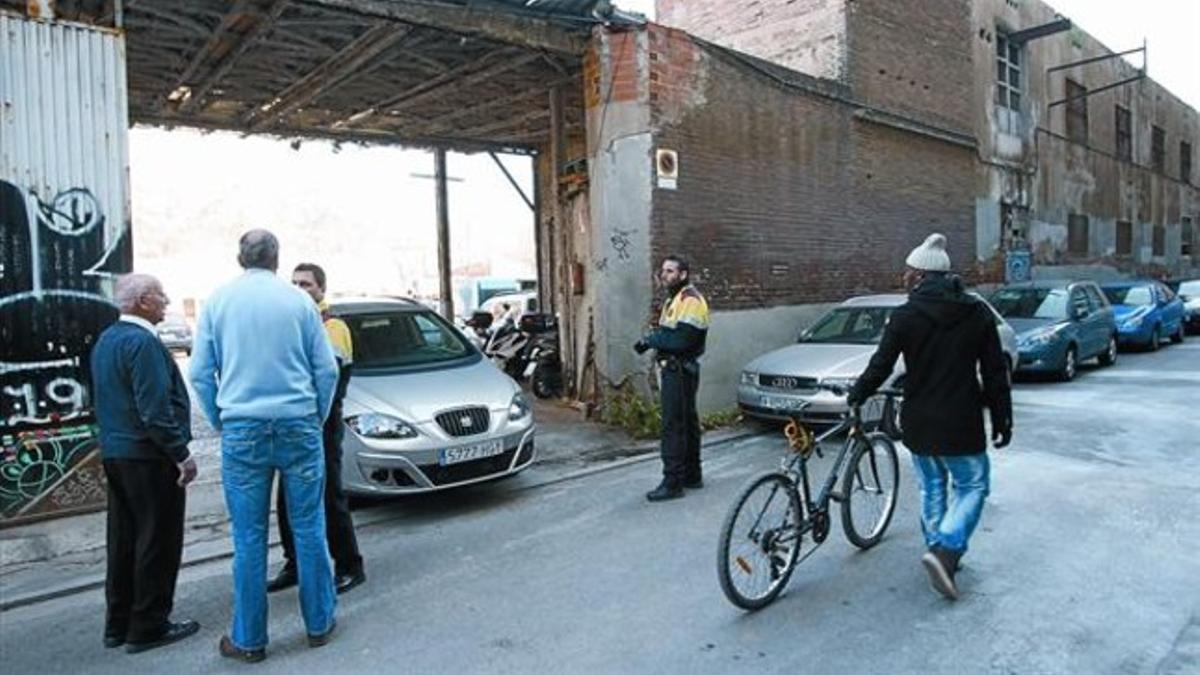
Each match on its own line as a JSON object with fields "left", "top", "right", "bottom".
{"left": 91, "top": 320, "right": 191, "bottom": 462}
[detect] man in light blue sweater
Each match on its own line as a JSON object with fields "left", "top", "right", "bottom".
{"left": 190, "top": 229, "right": 339, "bottom": 662}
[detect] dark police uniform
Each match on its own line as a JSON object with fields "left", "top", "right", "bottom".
{"left": 642, "top": 284, "right": 710, "bottom": 489}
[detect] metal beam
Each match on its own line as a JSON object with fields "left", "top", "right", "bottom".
{"left": 336, "top": 49, "right": 539, "bottom": 126}
{"left": 434, "top": 148, "right": 454, "bottom": 321}
{"left": 1047, "top": 73, "right": 1146, "bottom": 108}
{"left": 301, "top": 0, "right": 590, "bottom": 55}
{"left": 1046, "top": 46, "right": 1145, "bottom": 74}
{"left": 167, "top": 0, "right": 289, "bottom": 113}
{"left": 245, "top": 22, "right": 414, "bottom": 129}
{"left": 1008, "top": 18, "right": 1071, "bottom": 45}
{"left": 489, "top": 152, "right": 534, "bottom": 211}
{"left": 416, "top": 75, "right": 575, "bottom": 136}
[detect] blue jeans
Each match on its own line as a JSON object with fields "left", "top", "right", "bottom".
{"left": 221, "top": 417, "right": 336, "bottom": 650}
{"left": 910, "top": 453, "right": 990, "bottom": 554}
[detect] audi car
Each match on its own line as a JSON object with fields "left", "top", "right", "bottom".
{"left": 330, "top": 298, "right": 536, "bottom": 495}
{"left": 737, "top": 294, "right": 1018, "bottom": 423}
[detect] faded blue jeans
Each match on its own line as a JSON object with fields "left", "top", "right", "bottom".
{"left": 910, "top": 452, "right": 991, "bottom": 554}
{"left": 221, "top": 416, "right": 336, "bottom": 650}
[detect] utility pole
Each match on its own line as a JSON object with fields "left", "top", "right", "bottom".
{"left": 434, "top": 148, "right": 453, "bottom": 321}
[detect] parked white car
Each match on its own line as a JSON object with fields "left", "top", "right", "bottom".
{"left": 737, "top": 294, "right": 1018, "bottom": 423}
{"left": 331, "top": 298, "right": 536, "bottom": 495}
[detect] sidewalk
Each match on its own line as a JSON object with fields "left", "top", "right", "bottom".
{"left": 0, "top": 401, "right": 762, "bottom": 611}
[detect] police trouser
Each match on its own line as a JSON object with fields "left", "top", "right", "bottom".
{"left": 659, "top": 359, "right": 701, "bottom": 485}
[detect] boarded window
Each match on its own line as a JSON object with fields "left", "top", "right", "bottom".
{"left": 1152, "top": 224, "right": 1165, "bottom": 256}
{"left": 1115, "top": 106, "right": 1132, "bottom": 161}
{"left": 1068, "top": 214, "right": 1089, "bottom": 255}
{"left": 1183, "top": 217, "right": 1194, "bottom": 257}
{"left": 1065, "top": 79, "right": 1088, "bottom": 144}
{"left": 1182, "top": 142, "right": 1193, "bottom": 184}
{"left": 1151, "top": 126, "right": 1165, "bottom": 172}
{"left": 1116, "top": 220, "right": 1133, "bottom": 255}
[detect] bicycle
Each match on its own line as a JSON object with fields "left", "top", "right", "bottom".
{"left": 717, "top": 386, "right": 903, "bottom": 610}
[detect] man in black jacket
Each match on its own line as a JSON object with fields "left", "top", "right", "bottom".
{"left": 91, "top": 274, "right": 200, "bottom": 652}
{"left": 847, "top": 234, "right": 1012, "bottom": 601}
{"left": 635, "top": 255, "right": 710, "bottom": 502}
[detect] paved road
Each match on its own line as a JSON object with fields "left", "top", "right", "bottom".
{"left": 2, "top": 342, "right": 1198, "bottom": 673}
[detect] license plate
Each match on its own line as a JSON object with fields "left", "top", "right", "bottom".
{"left": 440, "top": 440, "right": 505, "bottom": 466}
{"left": 760, "top": 395, "right": 805, "bottom": 411}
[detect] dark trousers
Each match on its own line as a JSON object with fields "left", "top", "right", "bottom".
{"left": 276, "top": 412, "right": 362, "bottom": 575}
{"left": 659, "top": 362, "right": 701, "bottom": 485}
{"left": 103, "top": 458, "right": 186, "bottom": 643}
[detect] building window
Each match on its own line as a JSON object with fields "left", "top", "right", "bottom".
{"left": 1151, "top": 126, "right": 1165, "bottom": 172}
{"left": 1068, "top": 214, "right": 1089, "bottom": 255}
{"left": 1065, "top": 79, "right": 1088, "bottom": 144}
{"left": 1183, "top": 217, "right": 1194, "bottom": 257}
{"left": 1152, "top": 224, "right": 1165, "bottom": 256}
{"left": 995, "top": 33, "right": 1021, "bottom": 111}
{"left": 1115, "top": 106, "right": 1132, "bottom": 162}
{"left": 1116, "top": 220, "right": 1133, "bottom": 256}
{"left": 1182, "top": 142, "right": 1193, "bottom": 183}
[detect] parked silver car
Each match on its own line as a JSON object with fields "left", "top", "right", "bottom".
{"left": 738, "top": 294, "right": 1018, "bottom": 423}
{"left": 156, "top": 313, "right": 193, "bottom": 355}
{"left": 330, "top": 298, "right": 536, "bottom": 495}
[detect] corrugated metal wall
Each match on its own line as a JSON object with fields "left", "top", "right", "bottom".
{"left": 1, "top": 13, "right": 132, "bottom": 523}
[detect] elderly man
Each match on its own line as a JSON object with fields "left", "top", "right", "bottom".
{"left": 91, "top": 274, "right": 199, "bottom": 653}
{"left": 190, "top": 230, "right": 339, "bottom": 662}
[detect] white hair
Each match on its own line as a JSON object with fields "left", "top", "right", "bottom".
{"left": 114, "top": 274, "right": 160, "bottom": 312}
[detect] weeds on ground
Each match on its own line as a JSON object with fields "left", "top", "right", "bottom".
{"left": 601, "top": 390, "right": 743, "bottom": 439}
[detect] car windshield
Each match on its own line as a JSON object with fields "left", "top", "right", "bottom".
{"left": 989, "top": 288, "right": 1069, "bottom": 319}
{"left": 342, "top": 310, "right": 473, "bottom": 370}
{"left": 1176, "top": 281, "right": 1200, "bottom": 298}
{"left": 800, "top": 307, "right": 894, "bottom": 344}
{"left": 1102, "top": 286, "right": 1154, "bottom": 306}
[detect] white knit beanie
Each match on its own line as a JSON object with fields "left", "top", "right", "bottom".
{"left": 905, "top": 233, "right": 952, "bottom": 272}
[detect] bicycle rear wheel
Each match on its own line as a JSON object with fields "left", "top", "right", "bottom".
{"left": 717, "top": 472, "right": 804, "bottom": 610}
{"left": 840, "top": 433, "right": 899, "bottom": 549}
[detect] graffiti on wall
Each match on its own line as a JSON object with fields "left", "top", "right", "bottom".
{"left": 1, "top": 178, "right": 130, "bottom": 520}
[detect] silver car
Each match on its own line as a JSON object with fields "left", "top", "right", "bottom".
{"left": 330, "top": 298, "right": 536, "bottom": 495}
{"left": 738, "top": 294, "right": 1018, "bottom": 423}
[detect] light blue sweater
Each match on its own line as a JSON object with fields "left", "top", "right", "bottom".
{"left": 189, "top": 269, "right": 338, "bottom": 428}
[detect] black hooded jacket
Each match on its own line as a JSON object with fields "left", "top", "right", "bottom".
{"left": 848, "top": 274, "right": 1012, "bottom": 455}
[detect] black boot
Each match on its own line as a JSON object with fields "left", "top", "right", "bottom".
{"left": 646, "top": 480, "right": 684, "bottom": 502}
{"left": 920, "top": 546, "right": 962, "bottom": 600}
{"left": 266, "top": 564, "right": 298, "bottom": 593}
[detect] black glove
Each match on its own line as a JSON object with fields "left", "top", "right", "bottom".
{"left": 844, "top": 389, "right": 863, "bottom": 408}
{"left": 633, "top": 340, "right": 650, "bottom": 355}
{"left": 992, "top": 423, "right": 1012, "bottom": 449}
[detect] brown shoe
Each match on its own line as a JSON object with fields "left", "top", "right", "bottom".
{"left": 307, "top": 619, "right": 337, "bottom": 648}
{"left": 920, "top": 548, "right": 960, "bottom": 600}
{"left": 219, "top": 635, "right": 266, "bottom": 663}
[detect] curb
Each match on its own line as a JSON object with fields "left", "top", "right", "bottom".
{"left": 0, "top": 429, "right": 764, "bottom": 612}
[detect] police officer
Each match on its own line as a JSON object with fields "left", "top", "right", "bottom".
{"left": 635, "top": 255, "right": 710, "bottom": 502}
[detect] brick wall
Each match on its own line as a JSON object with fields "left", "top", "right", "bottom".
{"left": 647, "top": 29, "right": 976, "bottom": 310}
{"left": 847, "top": 0, "right": 974, "bottom": 135}
{"left": 656, "top": 0, "right": 848, "bottom": 81}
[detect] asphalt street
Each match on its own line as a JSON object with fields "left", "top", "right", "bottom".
{"left": 1, "top": 342, "right": 1197, "bottom": 674}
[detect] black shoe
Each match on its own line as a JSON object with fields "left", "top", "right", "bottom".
{"left": 103, "top": 635, "right": 125, "bottom": 649}
{"left": 683, "top": 476, "right": 704, "bottom": 489}
{"left": 920, "top": 547, "right": 961, "bottom": 601}
{"left": 335, "top": 569, "right": 366, "bottom": 595}
{"left": 307, "top": 618, "right": 337, "bottom": 648}
{"left": 125, "top": 620, "right": 200, "bottom": 654}
{"left": 219, "top": 635, "right": 266, "bottom": 663}
{"left": 646, "top": 482, "right": 684, "bottom": 502}
{"left": 266, "top": 565, "right": 298, "bottom": 593}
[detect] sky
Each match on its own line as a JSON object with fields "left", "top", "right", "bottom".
{"left": 616, "top": 0, "right": 1200, "bottom": 110}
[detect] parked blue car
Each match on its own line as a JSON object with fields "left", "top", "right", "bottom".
{"left": 1101, "top": 280, "right": 1186, "bottom": 350}
{"left": 989, "top": 280, "right": 1117, "bottom": 381}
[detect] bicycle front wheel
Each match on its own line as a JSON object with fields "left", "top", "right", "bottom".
{"left": 717, "top": 472, "right": 804, "bottom": 610}
{"left": 840, "top": 433, "right": 899, "bottom": 549}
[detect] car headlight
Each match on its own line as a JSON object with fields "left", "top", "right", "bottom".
{"left": 740, "top": 371, "right": 758, "bottom": 386}
{"left": 820, "top": 376, "right": 858, "bottom": 393}
{"left": 346, "top": 413, "right": 418, "bottom": 439}
{"left": 1120, "top": 308, "right": 1149, "bottom": 330}
{"left": 1019, "top": 325, "right": 1064, "bottom": 348}
{"left": 508, "top": 392, "right": 531, "bottom": 421}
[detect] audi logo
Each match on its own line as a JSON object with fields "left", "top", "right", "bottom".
{"left": 770, "top": 376, "right": 799, "bottom": 389}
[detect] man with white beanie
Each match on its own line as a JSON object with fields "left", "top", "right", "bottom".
{"left": 847, "top": 233, "right": 1012, "bottom": 601}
